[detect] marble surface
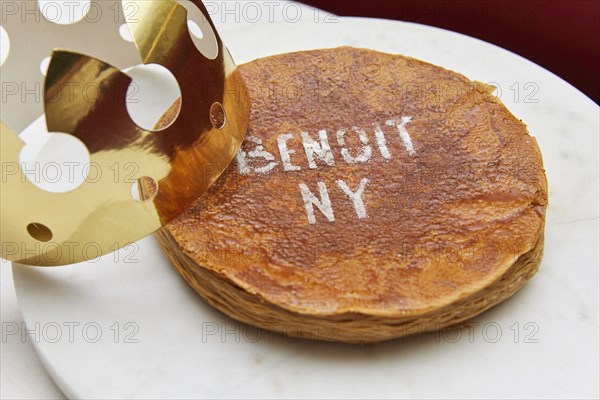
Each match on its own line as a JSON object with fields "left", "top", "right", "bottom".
{"left": 0, "top": 2, "right": 318, "bottom": 398}
{"left": 4, "top": 14, "right": 600, "bottom": 400}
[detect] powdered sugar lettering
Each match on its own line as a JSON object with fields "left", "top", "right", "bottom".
{"left": 237, "top": 117, "right": 416, "bottom": 224}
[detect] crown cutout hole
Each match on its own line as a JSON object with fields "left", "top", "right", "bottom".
{"left": 27, "top": 223, "right": 53, "bottom": 242}
{"left": 0, "top": 25, "right": 9, "bottom": 66}
{"left": 125, "top": 63, "right": 182, "bottom": 131}
{"left": 131, "top": 176, "right": 158, "bottom": 202}
{"left": 119, "top": 23, "right": 134, "bottom": 42}
{"left": 40, "top": 56, "right": 51, "bottom": 76}
{"left": 177, "top": 0, "right": 219, "bottom": 60}
{"left": 19, "top": 117, "right": 92, "bottom": 193}
{"left": 210, "top": 102, "right": 226, "bottom": 130}
{"left": 38, "top": 0, "right": 91, "bottom": 25}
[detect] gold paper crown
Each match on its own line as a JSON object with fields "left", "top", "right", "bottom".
{"left": 0, "top": 0, "right": 250, "bottom": 266}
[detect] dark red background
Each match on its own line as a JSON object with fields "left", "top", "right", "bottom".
{"left": 301, "top": 0, "right": 600, "bottom": 104}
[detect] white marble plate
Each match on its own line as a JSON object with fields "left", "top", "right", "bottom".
{"left": 12, "top": 17, "right": 599, "bottom": 399}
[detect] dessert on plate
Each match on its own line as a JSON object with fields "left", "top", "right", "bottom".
{"left": 153, "top": 47, "right": 547, "bottom": 343}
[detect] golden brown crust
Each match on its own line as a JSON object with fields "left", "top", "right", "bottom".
{"left": 155, "top": 47, "right": 548, "bottom": 342}
{"left": 156, "top": 225, "right": 544, "bottom": 343}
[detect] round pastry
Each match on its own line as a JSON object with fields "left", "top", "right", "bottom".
{"left": 153, "top": 47, "right": 547, "bottom": 343}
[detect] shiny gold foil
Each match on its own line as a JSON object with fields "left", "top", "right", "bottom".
{"left": 0, "top": 0, "right": 249, "bottom": 266}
